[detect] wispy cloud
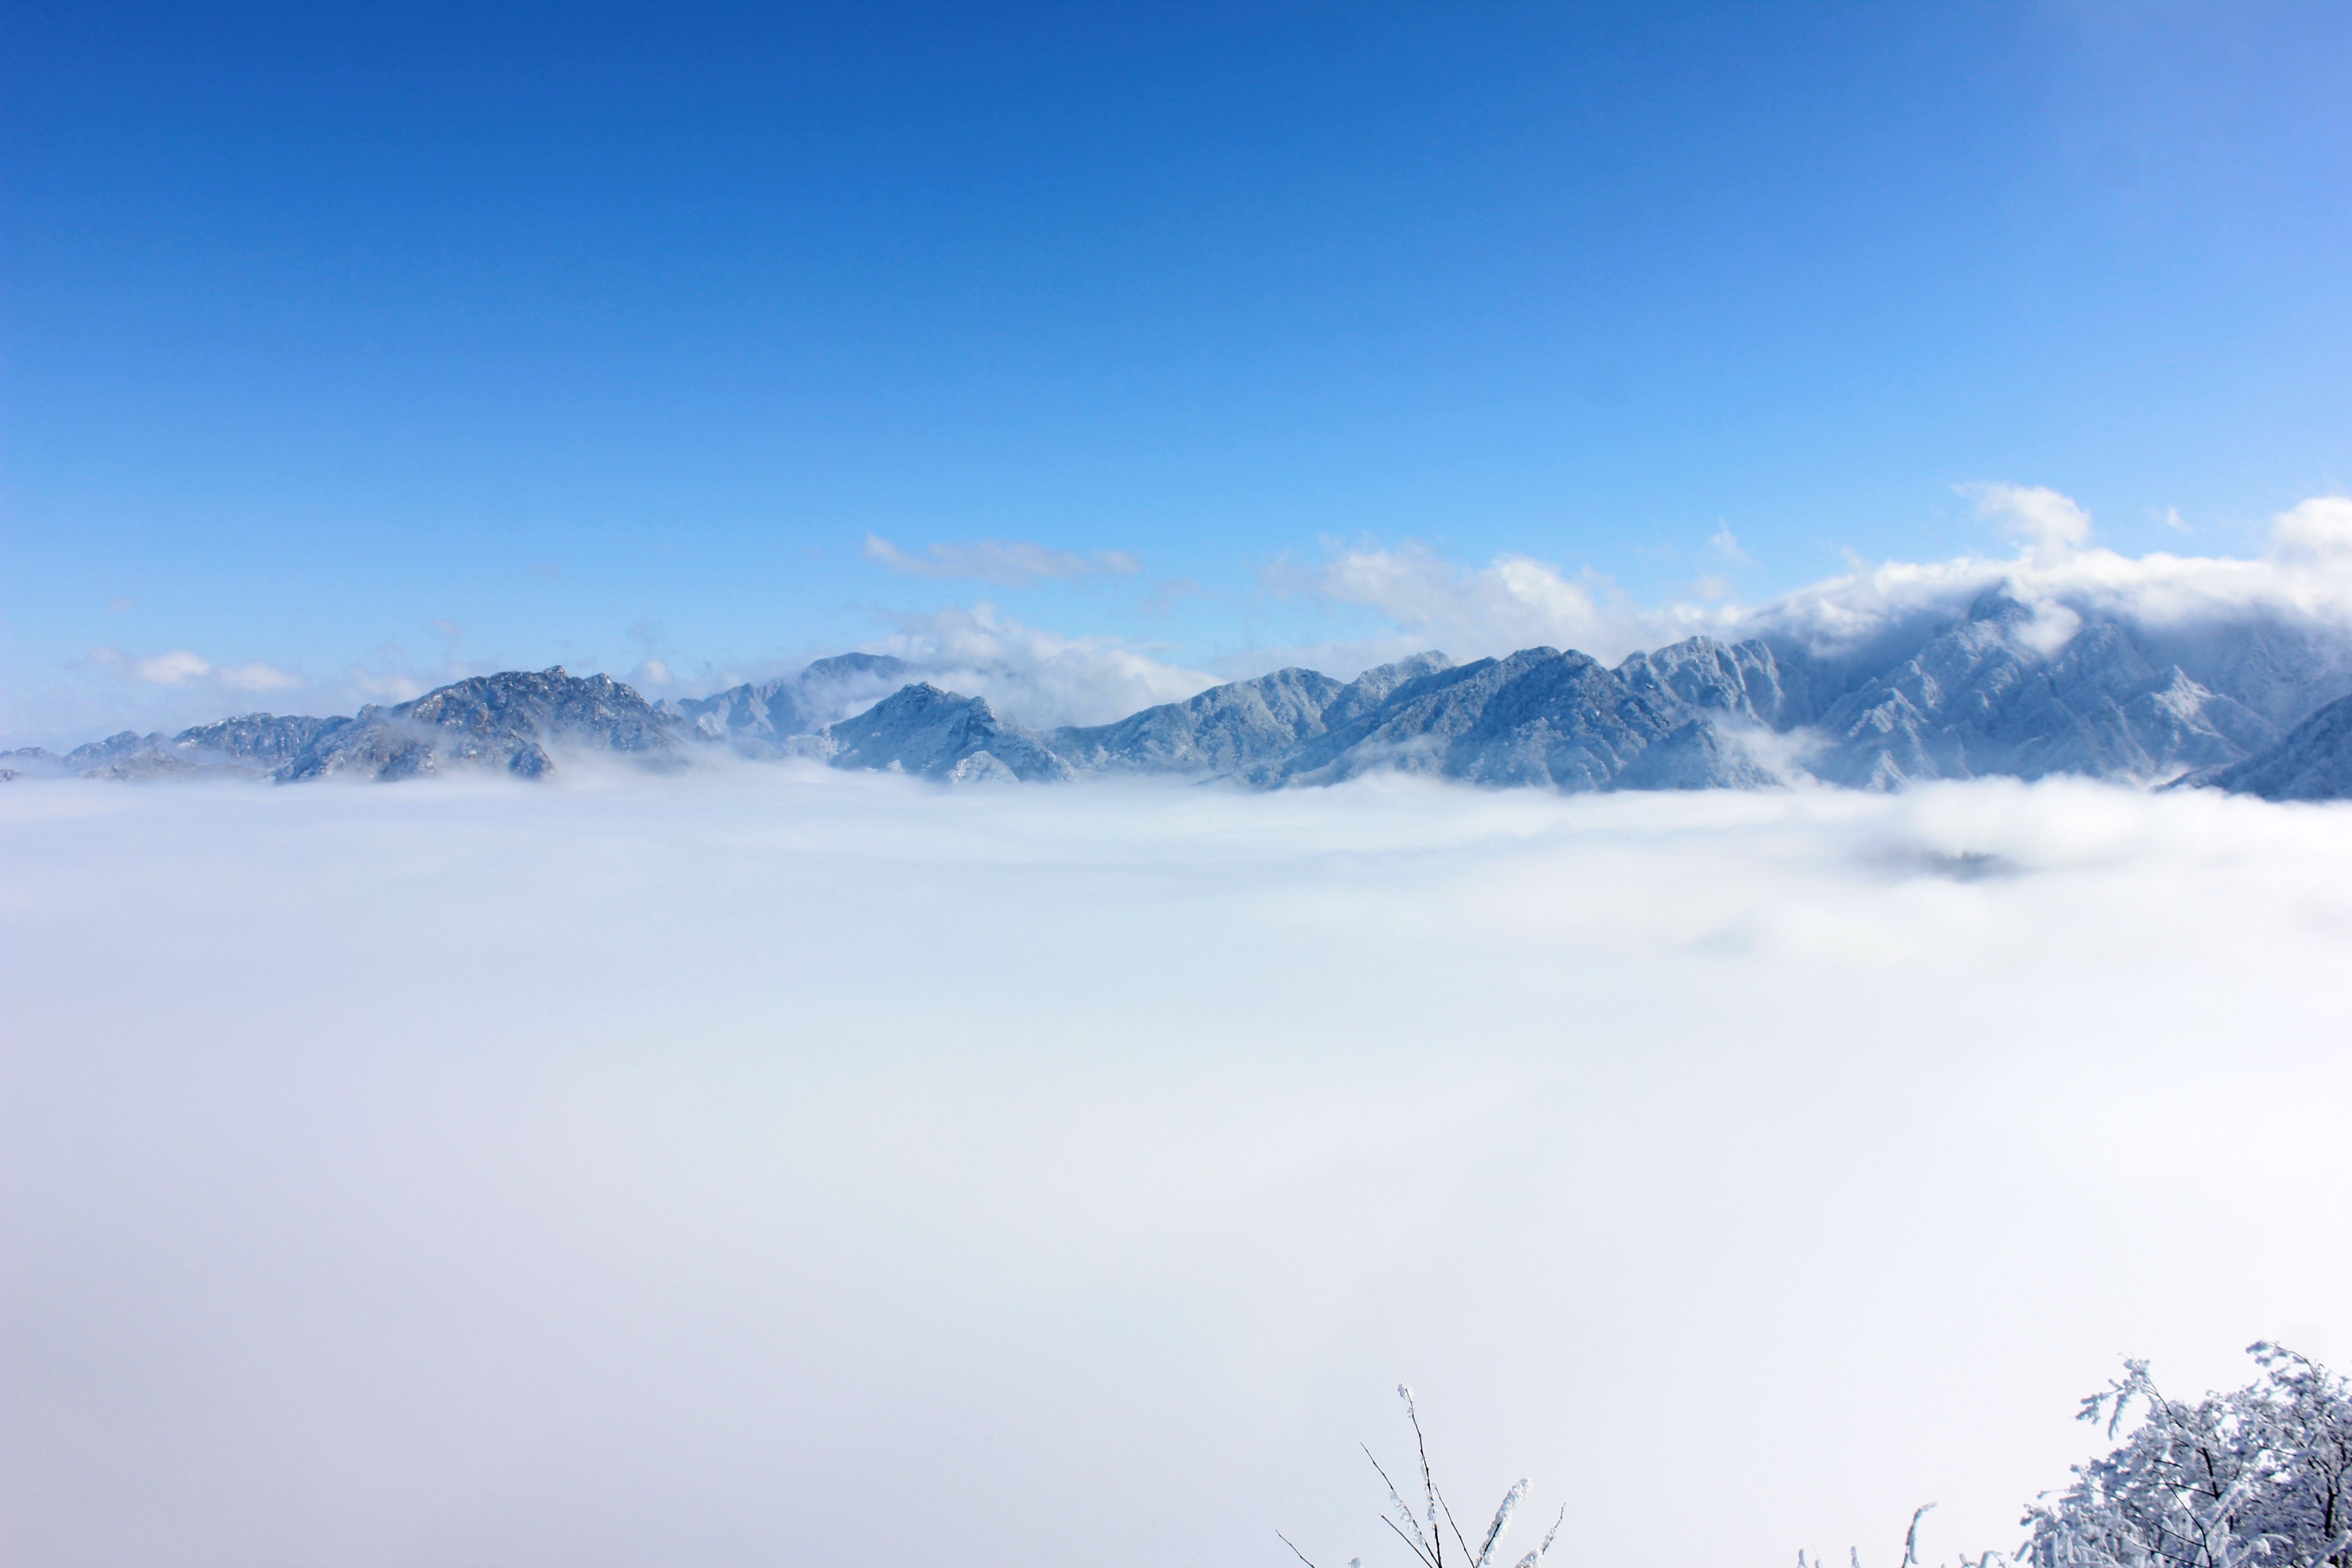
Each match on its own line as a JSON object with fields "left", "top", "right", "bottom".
{"left": 862, "top": 602, "right": 1215, "bottom": 726}
{"left": 87, "top": 647, "right": 307, "bottom": 692}
{"left": 864, "top": 534, "right": 1144, "bottom": 588}
{"left": 1693, "top": 522, "right": 1753, "bottom": 600}
{"left": 1965, "top": 481, "right": 2095, "bottom": 562}
{"left": 1264, "top": 538, "right": 1738, "bottom": 666}
{"left": 344, "top": 666, "right": 431, "bottom": 703}
{"left": 1138, "top": 575, "right": 1205, "bottom": 618}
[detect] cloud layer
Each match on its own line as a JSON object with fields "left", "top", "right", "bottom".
{"left": 1264, "top": 492, "right": 2352, "bottom": 674}
{"left": 864, "top": 534, "right": 1145, "bottom": 587}
{"left": 4, "top": 770, "right": 2347, "bottom": 1567}
{"left": 862, "top": 601, "right": 1218, "bottom": 726}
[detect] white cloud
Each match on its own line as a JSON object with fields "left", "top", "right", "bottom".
{"left": 85, "top": 647, "right": 306, "bottom": 692}
{"left": 1967, "top": 481, "right": 2095, "bottom": 562}
{"left": 862, "top": 602, "right": 1217, "bottom": 727}
{"left": 2265, "top": 495, "right": 2352, "bottom": 567}
{"left": 1741, "top": 492, "right": 2352, "bottom": 658}
{"left": 1691, "top": 575, "right": 1736, "bottom": 603}
{"left": 1689, "top": 524, "right": 1752, "bottom": 602}
{"left": 344, "top": 666, "right": 431, "bottom": 703}
{"left": 132, "top": 649, "right": 213, "bottom": 685}
{"left": 217, "top": 661, "right": 307, "bottom": 692}
{"left": 1265, "top": 539, "right": 1742, "bottom": 665}
{"left": 1264, "top": 491, "right": 2352, "bottom": 673}
{"left": 864, "top": 534, "right": 1145, "bottom": 588}
{"left": 2, "top": 773, "right": 2345, "bottom": 1565}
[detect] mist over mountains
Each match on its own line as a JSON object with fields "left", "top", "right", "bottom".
{"left": 19, "top": 506, "right": 2352, "bottom": 800}
{"left": 13, "top": 599, "right": 2352, "bottom": 801}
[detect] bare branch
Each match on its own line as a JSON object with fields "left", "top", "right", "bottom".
{"left": 1401, "top": 1386, "right": 1445, "bottom": 1568}
{"left": 1366, "top": 1445, "right": 1436, "bottom": 1564}
{"left": 1383, "top": 1513, "right": 1442, "bottom": 1568}
{"left": 1436, "top": 1479, "right": 1473, "bottom": 1568}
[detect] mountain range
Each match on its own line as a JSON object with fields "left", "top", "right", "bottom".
{"left": 2168, "top": 690, "right": 2352, "bottom": 801}
{"left": 10, "top": 585, "right": 2352, "bottom": 798}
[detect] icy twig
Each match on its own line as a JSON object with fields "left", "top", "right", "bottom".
{"left": 1474, "top": 1479, "right": 1526, "bottom": 1568}
{"left": 1365, "top": 1446, "right": 1439, "bottom": 1568}
{"left": 1901, "top": 1503, "right": 1936, "bottom": 1568}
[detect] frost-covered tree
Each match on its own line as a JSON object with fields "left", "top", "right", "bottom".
{"left": 1287, "top": 1351, "right": 2349, "bottom": 1568}
{"left": 2021, "top": 1344, "right": 2352, "bottom": 1568}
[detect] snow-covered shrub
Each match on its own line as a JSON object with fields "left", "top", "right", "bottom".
{"left": 1289, "top": 1351, "right": 2348, "bottom": 1568}
{"left": 2021, "top": 1344, "right": 2352, "bottom": 1568}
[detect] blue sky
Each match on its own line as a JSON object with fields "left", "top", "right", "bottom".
{"left": 5, "top": 2, "right": 2350, "bottom": 740}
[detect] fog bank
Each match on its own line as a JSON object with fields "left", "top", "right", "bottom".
{"left": 2, "top": 770, "right": 2347, "bottom": 1567}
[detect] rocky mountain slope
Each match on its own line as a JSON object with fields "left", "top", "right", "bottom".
{"left": 661, "top": 653, "right": 909, "bottom": 755}
{"left": 2170, "top": 691, "right": 2352, "bottom": 801}
{"left": 824, "top": 683, "right": 1071, "bottom": 782}
{"left": 1047, "top": 654, "right": 1450, "bottom": 775}
{"left": 1231, "top": 644, "right": 1776, "bottom": 790}
{"left": 8, "top": 669, "right": 681, "bottom": 783}
{"left": 276, "top": 667, "right": 678, "bottom": 780}
{"left": 1780, "top": 590, "right": 2300, "bottom": 788}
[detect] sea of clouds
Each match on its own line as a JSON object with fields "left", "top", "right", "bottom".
{"left": 5, "top": 764, "right": 2348, "bottom": 1567}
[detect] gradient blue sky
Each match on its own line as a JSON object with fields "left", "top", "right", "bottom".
{"left": 5, "top": 2, "right": 2350, "bottom": 740}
